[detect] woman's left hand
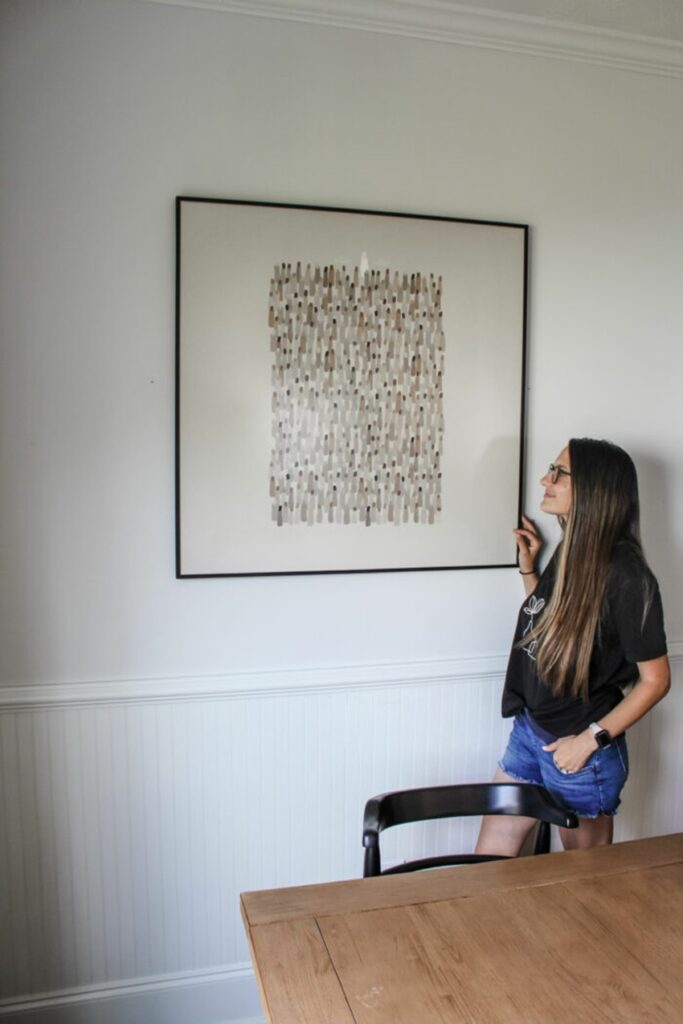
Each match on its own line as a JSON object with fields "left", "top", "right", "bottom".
{"left": 542, "top": 733, "right": 595, "bottom": 774}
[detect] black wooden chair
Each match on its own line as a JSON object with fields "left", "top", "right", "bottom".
{"left": 362, "top": 782, "right": 578, "bottom": 876}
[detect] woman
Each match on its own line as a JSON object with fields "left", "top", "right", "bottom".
{"left": 476, "top": 438, "right": 670, "bottom": 855}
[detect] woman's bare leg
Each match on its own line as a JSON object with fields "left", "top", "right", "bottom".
{"left": 474, "top": 767, "right": 539, "bottom": 858}
{"left": 560, "top": 814, "right": 613, "bottom": 850}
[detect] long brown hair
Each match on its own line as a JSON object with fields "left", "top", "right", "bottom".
{"left": 526, "top": 438, "right": 647, "bottom": 700}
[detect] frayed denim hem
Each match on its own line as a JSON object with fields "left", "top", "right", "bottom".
{"left": 567, "top": 805, "right": 621, "bottom": 821}
{"left": 497, "top": 760, "right": 540, "bottom": 787}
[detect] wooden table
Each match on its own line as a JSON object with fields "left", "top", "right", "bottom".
{"left": 241, "top": 833, "right": 683, "bottom": 1023}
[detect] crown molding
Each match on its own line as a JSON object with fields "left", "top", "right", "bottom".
{"left": 143, "top": 0, "right": 683, "bottom": 78}
{"left": 1, "top": 644, "right": 680, "bottom": 710}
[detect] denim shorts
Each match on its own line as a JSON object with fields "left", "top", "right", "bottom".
{"left": 498, "top": 710, "right": 629, "bottom": 819}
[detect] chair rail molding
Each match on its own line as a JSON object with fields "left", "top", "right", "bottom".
{"left": 0, "top": 653, "right": 508, "bottom": 710}
{"left": 1, "top": 644, "right": 680, "bottom": 710}
{"left": 143, "top": 0, "right": 683, "bottom": 78}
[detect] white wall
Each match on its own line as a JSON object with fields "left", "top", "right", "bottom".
{"left": 1, "top": 1, "right": 682, "bottom": 1021}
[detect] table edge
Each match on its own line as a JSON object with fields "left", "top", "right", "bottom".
{"left": 241, "top": 832, "right": 683, "bottom": 927}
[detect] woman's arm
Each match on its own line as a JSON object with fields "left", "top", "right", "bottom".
{"left": 597, "top": 656, "right": 671, "bottom": 737}
{"left": 543, "top": 655, "right": 671, "bottom": 773}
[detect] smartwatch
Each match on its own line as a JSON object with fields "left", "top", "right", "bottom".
{"left": 588, "top": 722, "right": 611, "bottom": 749}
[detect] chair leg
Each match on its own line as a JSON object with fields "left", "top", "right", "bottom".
{"left": 533, "top": 820, "right": 550, "bottom": 855}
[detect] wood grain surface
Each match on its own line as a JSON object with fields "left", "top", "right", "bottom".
{"left": 563, "top": 861, "right": 683, "bottom": 994}
{"left": 242, "top": 834, "right": 683, "bottom": 1024}
{"left": 246, "top": 917, "right": 355, "bottom": 1024}
{"left": 318, "top": 873, "right": 681, "bottom": 1023}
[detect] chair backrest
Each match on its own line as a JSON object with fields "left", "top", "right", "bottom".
{"left": 363, "top": 782, "right": 578, "bottom": 876}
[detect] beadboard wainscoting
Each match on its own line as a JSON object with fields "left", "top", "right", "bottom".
{"left": 1, "top": 649, "right": 681, "bottom": 1023}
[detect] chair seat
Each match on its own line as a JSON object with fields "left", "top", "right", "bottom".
{"left": 379, "top": 852, "right": 513, "bottom": 875}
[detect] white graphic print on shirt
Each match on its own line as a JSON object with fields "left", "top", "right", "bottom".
{"left": 521, "top": 595, "right": 546, "bottom": 661}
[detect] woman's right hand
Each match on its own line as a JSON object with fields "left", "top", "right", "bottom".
{"left": 513, "top": 514, "right": 543, "bottom": 574}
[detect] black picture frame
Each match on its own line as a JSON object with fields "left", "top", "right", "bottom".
{"left": 176, "top": 197, "right": 528, "bottom": 578}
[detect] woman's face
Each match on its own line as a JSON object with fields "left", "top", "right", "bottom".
{"left": 540, "top": 446, "right": 572, "bottom": 517}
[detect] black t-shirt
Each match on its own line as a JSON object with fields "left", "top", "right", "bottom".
{"left": 501, "top": 542, "right": 668, "bottom": 737}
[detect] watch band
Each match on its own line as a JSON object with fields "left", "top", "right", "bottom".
{"left": 588, "top": 722, "right": 612, "bottom": 748}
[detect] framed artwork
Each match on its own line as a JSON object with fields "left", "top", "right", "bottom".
{"left": 176, "top": 198, "right": 528, "bottom": 577}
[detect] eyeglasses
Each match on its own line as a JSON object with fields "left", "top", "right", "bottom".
{"left": 547, "top": 463, "right": 571, "bottom": 484}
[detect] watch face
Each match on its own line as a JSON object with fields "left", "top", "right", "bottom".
{"left": 595, "top": 729, "right": 611, "bottom": 748}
